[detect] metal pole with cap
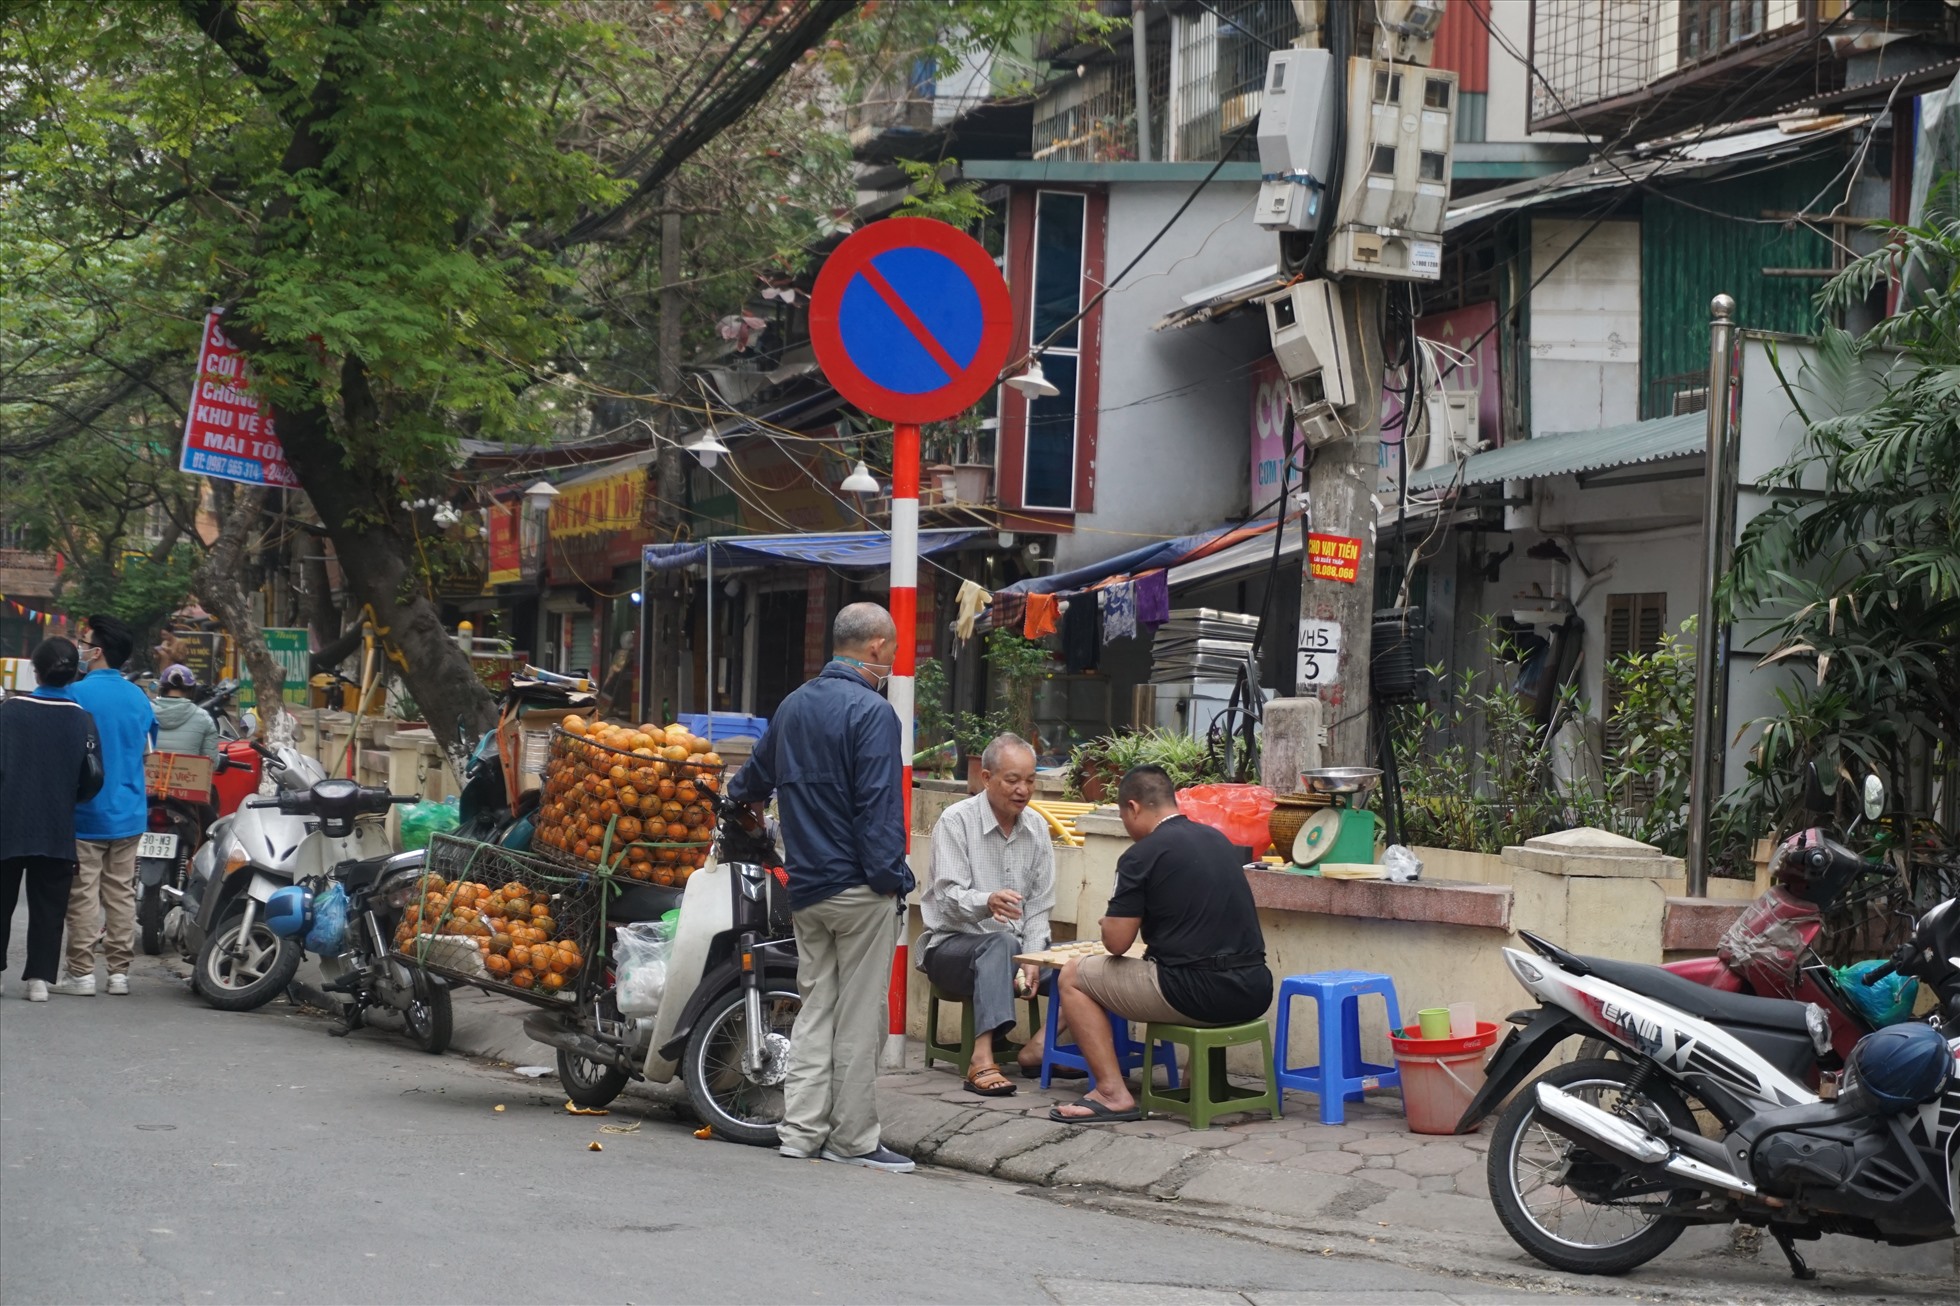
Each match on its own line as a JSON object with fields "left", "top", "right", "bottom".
{"left": 1686, "top": 293, "right": 1739, "bottom": 897}
{"left": 881, "top": 423, "right": 920, "bottom": 1070}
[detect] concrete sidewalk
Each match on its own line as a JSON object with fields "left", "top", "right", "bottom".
{"left": 430, "top": 986, "right": 1954, "bottom": 1302}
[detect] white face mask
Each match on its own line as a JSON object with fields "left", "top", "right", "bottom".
{"left": 838, "top": 656, "right": 892, "bottom": 692}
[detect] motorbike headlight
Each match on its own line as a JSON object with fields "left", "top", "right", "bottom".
{"left": 1804, "top": 1002, "right": 1832, "bottom": 1057}
{"left": 380, "top": 870, "right": 425, "bottom": 909}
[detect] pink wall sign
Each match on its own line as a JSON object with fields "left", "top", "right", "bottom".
{"left": 1380, "top": 300, "right": 1503, "bottom": 468}
{"left": 1248, "top": 354, "right": 1301, "bottom": 516}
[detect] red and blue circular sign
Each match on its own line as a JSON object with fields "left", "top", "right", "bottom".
{"left": 809, "top": 217, "right": 1013, "bottom": 425}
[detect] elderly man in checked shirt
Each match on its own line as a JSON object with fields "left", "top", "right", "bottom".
{"left": 919, "top": 733, "right": 1056, "bottom": 1095}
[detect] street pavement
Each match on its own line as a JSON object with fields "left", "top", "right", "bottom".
{"left": 2, "top": 932, "right": 1560, "bottom": 1306}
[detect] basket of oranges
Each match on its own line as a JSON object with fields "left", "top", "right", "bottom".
{"left": 394, "top": 836, "right": 599, "bottom": 1006}
{"left": 530, "top": 715, "right": 726, "bottom": 889}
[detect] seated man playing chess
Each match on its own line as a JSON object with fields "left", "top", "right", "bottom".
{"left": 1049, "top": 764, "right": 1274, "bottom": 1123}
{"left": 919, "top": 733, "right": 1056, "bottom": 1096}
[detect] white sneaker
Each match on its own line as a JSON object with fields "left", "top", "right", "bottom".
{"left": 53, "top": 973, "right": 96, "bottom": 996}
{"left": 107, "top": 973, "right": 129, "bottom": 996}
{"left": 24, "top": 980, "right": 49, "bottom": 1002}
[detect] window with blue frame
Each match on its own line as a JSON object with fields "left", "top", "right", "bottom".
{"left": 1026, "top": 191, "right": 1085, "bottom": 509}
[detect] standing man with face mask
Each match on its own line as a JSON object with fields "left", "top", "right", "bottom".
{"left": 55, "top": 615, "right": 157, "bottom": 997}
{"left": 729, "top": 601, "right": 917, "bottom": 1172}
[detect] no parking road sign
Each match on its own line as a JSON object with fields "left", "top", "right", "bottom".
{"left": 809, "top": 217, "right": 1013, "bottom": 425}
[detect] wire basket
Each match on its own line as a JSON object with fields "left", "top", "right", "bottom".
{"left": 393, "top": 835, "right": 606, "bottom": 1002}
{"left": 530, "top": 725, "right": 726, "bottom": 888}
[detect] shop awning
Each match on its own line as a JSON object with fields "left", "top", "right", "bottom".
{"left": 1152, "top": 264, "right": 1292, "bottom": 332}
{"left": 642, "top": 529, "right": 980, "bottom": 571}
{"left": 992, "top": 517, "right": 1286, "bottom": 600}
{"left": 1406, "top": 411, "right": 1705, "bottom": 492}
{"left": 1167, "top": 516, "right": 1302, "bottom": 588}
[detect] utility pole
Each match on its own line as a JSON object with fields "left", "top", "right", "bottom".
{"left": 646, "top": 193, "right": 685, "bottom": 721}
{"left": 1299, "top": 279, "right": 1386, "bottom": 767}
{"left": 1131, "top": 1, "right": 1152, "bottom": 163}
{"left": 1685, "top": 293, "right": 1739, "bottom": 897}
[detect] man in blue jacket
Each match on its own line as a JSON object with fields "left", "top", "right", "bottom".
{"left": 730, "top": 602, "right": 916, "bottom": 1172}
{"left": 56, "top": 615, "right": 156, "bottom": 997}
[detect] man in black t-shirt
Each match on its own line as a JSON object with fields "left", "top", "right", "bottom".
{"left": 1049, "top": 766, "right": 1273, "bottom": 1123}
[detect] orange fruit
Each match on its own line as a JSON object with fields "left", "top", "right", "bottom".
{"left": 508, "top": 944, "right": 531, "bottom": 968}
{"left": 665, "top": 822, "right": 688, "bottom": 842}
{"left": 562, "top": 715, "right": 587, "bottom": 736}
{"left": 653, "top": 866, "right": 675, "bottom": 886}
{"left": 540, "top": 972, "right": 565, "bottom": 992}
{"left": 547, "top": 950, "right": 574, "bottom": 975}
{"left": 485, "top": 955, "right": 512, "bottom": 977}
{"left": 701, "top": 751, "right": 721, "bottom": 768}
{"left": 510, "top": 968, "right": 536, "bottom": 990}
{"left": 615, "top": 816, "right": 643, "bottom": 843}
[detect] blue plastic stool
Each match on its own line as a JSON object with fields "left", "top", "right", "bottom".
{"left": 1040, "top": 975, "right": 1181, "bottom": 1092}
{"left": 1273, "top": 970, "right": 1403, "bottom": 1124}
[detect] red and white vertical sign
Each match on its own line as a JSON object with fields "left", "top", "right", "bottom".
{"left": 178, "top": 310, "right": 300, "bottom": 488}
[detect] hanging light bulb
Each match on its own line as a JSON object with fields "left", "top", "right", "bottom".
{"left": 1006, "top": 357, "right": 1059, "bottom": 399}
{"left": 522, "top": 480, "right": 560, "bottom": 512}
{"left": 684, "top": 431, "right": 731, "bottom": 469}
{"left": 840, "top": 460, "right": 880, "bottom": 494}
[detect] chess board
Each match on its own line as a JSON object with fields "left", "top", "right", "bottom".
{"left": 1013, "top": 939, "right": 1142, "bottom": 967}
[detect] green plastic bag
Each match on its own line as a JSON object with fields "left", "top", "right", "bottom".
{"left": 1835, "top": 959, "right": 1920, "bottom": 1027}
{"left": 399, "top": 797, "right": 460, "bottom": 852}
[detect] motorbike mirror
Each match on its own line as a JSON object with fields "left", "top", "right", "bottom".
{"left": 213, "top": 753, "right": 230, "bottom": 774}
{"left": 1861, "top": 774, "right": 1885, "bottom": 822}
{"left": 1800, "top": 762, "right": 1831, "bottom": 818}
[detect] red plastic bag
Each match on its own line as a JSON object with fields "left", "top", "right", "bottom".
{"left": 1176, "top": 783, "right": 1277, "bottom": 852}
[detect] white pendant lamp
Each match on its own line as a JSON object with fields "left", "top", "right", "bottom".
{"left": 684, "top": 431, "right": 731, "bottom": 469}
{"left": 840, "top": 460, "right": 880, "bottom": 494}
{"left": 1006, "top": 357, "right": 1060, "bottom": 399}
{"left": 522, "top": 480, "right": 560, "bottom": 512}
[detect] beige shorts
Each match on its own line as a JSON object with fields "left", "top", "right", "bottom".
{"left": 1073, "top": 955, "right": 1195, "bottom": 1025}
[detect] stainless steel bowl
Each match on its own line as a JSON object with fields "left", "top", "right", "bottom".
{"left": 1299, "top": 767, "right": 1383, "bottom": 799}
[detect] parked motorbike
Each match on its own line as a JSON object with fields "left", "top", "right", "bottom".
{"left": 1470, "top": 819, "right": 1959, "bottom": 1276}
{"left": 136, "top": 790, "right": 209, "bottom": 956}
{"left": 263, "top": 841, "right": 452, "bottom": 1053}
{"left": 168, "top": 744, "right": 407, "bottom": 1011}
{"left": 520, "top": 791, "right": 801, "bottom": 1146}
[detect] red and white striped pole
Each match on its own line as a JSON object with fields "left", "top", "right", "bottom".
{"left": 881, "top": 421, "right": 919, "bottom": 1070}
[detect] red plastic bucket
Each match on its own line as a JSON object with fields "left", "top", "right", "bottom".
{"left": 1389, "top": 1021, "right": 1500, "bottom": 1134}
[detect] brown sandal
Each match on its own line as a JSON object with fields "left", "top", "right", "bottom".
{"left": 963, "top": 1066, "right": 1018, "bottom": 1096}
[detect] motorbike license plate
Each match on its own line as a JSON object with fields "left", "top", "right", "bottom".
{"left": 137, "top": 832, "right": 180, "bottom": 860}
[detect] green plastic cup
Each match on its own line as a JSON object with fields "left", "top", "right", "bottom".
{"left": 1417, "top": 1007, "right": 1452, "bottom": 1040}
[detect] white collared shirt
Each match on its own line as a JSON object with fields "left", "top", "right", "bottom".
{"left": 921, "top": 790, "right": 1056, "bottom": 952}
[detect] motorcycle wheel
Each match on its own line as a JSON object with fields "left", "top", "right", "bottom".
{"left": 137, "top": 886, "right": 164, "bottom": 956}
{"left": 682, "top": 985, "right": 802, "bottom": 1147}
{"left": 194, "top": 910, "right": 303, "bottom": 1012}
{"left": 400, "top": 972, "right": 452, "bottom": 1055}
{"left": 557, "top": 1047, "right": 630, "bottom": 1110}
{"left": 1489, "top": 1057, "right": 1699, "bottom": 1276}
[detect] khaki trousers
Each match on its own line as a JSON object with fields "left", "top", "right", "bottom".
{"left": 66, "top": 836, "right": 139, "bottom": 978}
{"left": 780, "top": 885, "right": 899, "bottom": 1157}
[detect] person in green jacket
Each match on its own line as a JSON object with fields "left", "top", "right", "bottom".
{"left": 152, "top": 665, "right": 219, "bottom": 764}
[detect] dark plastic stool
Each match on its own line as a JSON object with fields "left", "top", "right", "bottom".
{"left": 1040, "top": 975, "right": 1179, "bottom": 1091}
{"left": 923, "top": 980, "right": 1040, "bottom": 1077}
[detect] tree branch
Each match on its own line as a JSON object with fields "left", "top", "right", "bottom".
{"left": 178, "top": 0, "right": 297, "bottom": 105}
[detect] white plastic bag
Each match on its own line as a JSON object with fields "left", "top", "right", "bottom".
{"left": 614, "top": 920, "right": 671, "bottom": 1016}
{"left": 1382, "top": 844, "right": 1423, "bottom": 883}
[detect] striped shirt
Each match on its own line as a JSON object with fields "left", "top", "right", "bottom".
{"left": 921, "top": 790, "right": 1056, "bottom": 955}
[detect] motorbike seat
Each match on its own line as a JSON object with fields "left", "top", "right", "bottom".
{"left": 610, "top": 883, "right": 683, "bottom": 924}
{"left": 334, "top": 853, "right": 401, "bottom": 892}
{"left": 1581, "top": 954, "right": 1814, "bottom": 1034}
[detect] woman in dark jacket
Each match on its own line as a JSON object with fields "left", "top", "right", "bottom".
{"left": 0, "top": 637, "right": 103, "bottom": 1002}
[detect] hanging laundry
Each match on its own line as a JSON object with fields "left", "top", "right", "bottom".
{"left": 1062, "top": 593, "right": 1101, "bottom": 672}
{"left": 952, "top": 579, "right": 992, "bottom": 640}
{"left": 1023, "top": 592, "right": 1060, "bottom": 640}
{"left": 990, "top": 590, "right": 1026, "bottom": 634}
{"left": 1100, "top": 582, "right": 1138, "bottom": 643}
{"left": 1135, "top": 570, "right": 1171, "bottom": 628}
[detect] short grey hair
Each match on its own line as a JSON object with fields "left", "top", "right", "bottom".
{"left": 981, "top": 733, "right": 1035, "bottom": 773}
{"left": 832, "top": 601, "right": 896, "bottom": 653}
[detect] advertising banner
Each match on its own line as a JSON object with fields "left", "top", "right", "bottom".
{"left": 487, "top": 499, "right": 523, "bottom": 586}
{"left": 178, "top": 310, "right": 300, "bottom": 488}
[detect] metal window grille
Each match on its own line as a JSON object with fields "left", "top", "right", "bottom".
{"left": 1679, "top": 0, "right": 1769, "bottom": 65}
{"left": 1529, "top": 0, "right": 1662, "bottom": 124}
{"left": 1644, "top": 370, "right": 1709, "bottom": 420}
{"left": 1171, "top": 0, "right": 1298, "bottom": 161}
{"left": 1031, "top": 40, "right": 1170, "bottom": 163}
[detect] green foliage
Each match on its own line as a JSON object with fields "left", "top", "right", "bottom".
{"left": 914, "top": 654, "right": 954, "bottom": 748}
{"left": 1066, "top": 728, "right": 1224, "bottom": 798}
{"left": 952, "top": 626, "right": 1053, "bottom": 757}
{"left": 1599, "top": 621, "right": 1699, "bottom": 855}
{"left": 1725, "top": 172, "right": 1960, "bottom": 873}
{"left": 894, "top": 158, "right": 991, "bottom": 229}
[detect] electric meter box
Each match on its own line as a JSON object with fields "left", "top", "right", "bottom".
{"left": 1375, "top": 0, "right": 1447, "bottom": 65}
{"left": 1265, "top": 279, "right": 1355, "bottom": 407}
{"left": 1326, "top": 58, "right": 1458, "bottom": 282}
{"left": 1253, "top": 48, "right": 1337, "bottom": 232}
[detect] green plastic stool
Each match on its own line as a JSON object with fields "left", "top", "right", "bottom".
{"left": 923, "top": 981, "right": 1041, "bottom": 1077}
{"left": 1140, "top": 1020, "right": 1281, "bottom": 1129}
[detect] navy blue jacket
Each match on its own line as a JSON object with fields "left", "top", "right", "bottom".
{"left": 729, "top": 662, "right": 914, "bottom": 910}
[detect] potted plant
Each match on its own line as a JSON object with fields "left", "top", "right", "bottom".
{"left": 1068, "top": 727, "right": 1223, "bottom": 802}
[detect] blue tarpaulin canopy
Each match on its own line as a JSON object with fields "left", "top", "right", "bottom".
{"left": 992, "top": 518, "right": 1283, "bottom": 597}
{"left": 643, "top": 529, "right": 980, "bottom": 571}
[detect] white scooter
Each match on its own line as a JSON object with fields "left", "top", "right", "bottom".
{"left": 171, "top": 744, "right": 405, "bottom": 1011}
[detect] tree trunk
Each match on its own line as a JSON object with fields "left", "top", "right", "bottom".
{"left": 193, "top": 484, "right": 291, "bottom": 733}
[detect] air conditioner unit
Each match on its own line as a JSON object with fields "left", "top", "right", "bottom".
{"left": 1265, "top": 280, "right": 1354, "bottom": 404}
{"left": 1253, "top": 48, "right": 1337, "bottom": 233}
{"left": 1325, "top": 58, "right": 1457, "bottom": 282}
{"left": 1406, "top": 387, "right": 1479, "bottom": 473}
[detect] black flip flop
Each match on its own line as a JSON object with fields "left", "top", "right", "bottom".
{"left": 963, "top": 1068, "right": 1018, "bottom": 1097}
{"left": 1048, "top": 1097, "right": 1141, "bottom": 1123}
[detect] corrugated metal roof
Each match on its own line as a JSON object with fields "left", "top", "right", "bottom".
{"left": 1152, "top": 264, "right": 1292, "bottom": 331}
{"left": 1432, "top": 0, "right": 1489, "bottom": 95}
{"left": 1406, "top": 411, "right": 1704, "bottom": 492}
